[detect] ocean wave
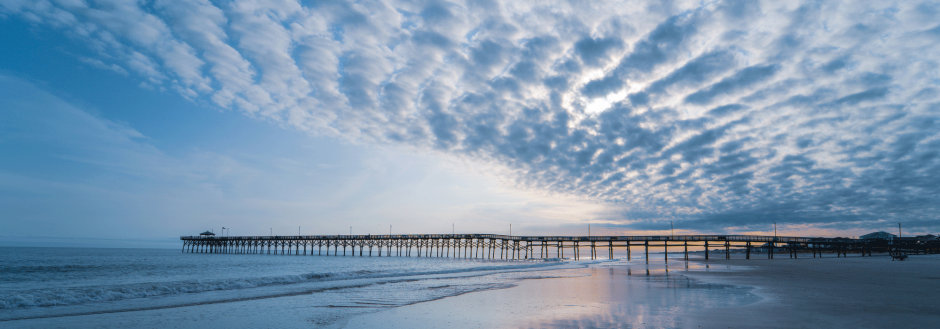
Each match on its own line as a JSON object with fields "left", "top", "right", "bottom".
{"left": 0, "top": 272, "right": 334, "bottom": 309}
{"left": 0, "top": 259, "right": 579, "bottom": 309}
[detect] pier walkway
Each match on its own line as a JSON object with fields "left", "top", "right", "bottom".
{"left": 181, "top": 234, "right": 939, "bottom": 260}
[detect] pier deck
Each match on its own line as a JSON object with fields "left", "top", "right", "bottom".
{"left": 181, "top": 234, "right": 940, "bottom": 260}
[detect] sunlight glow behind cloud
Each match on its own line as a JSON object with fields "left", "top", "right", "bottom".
{"left": 2, "top": 0, "right": 939, "bottom": 233}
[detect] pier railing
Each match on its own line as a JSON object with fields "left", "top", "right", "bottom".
{"left": 180, "top": 234, "right": 822, "bottom": 243}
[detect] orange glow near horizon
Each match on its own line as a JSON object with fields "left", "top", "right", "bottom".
{"left": 527, "top": 224, "right": 912, "bottom": 239}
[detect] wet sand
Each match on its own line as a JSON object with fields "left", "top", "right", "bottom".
{"left": 684, "top": 254, "right": 940, "bottom": 328}
{"left": 347, "top": 254, "right": 940, "bottom": 328}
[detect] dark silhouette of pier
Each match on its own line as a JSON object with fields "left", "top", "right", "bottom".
{"left": 181, "top": 234, "right": 940, "bottom": 260}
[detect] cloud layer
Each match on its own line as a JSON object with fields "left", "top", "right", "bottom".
{"left": 4, "top": 0, "right": 939, "bottom": 231}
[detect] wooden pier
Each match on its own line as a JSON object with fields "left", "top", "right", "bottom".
{"left": 181, "top": 234, "right": 940, "bottom": 260}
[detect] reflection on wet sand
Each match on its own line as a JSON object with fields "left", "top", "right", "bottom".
{"left": 519, "top": 259, "right": 760, "bottom": 328}
{"left": 347, "top": 254, "right": 940, "bottom": 328}
{"left": 345, "top": 256, "right": 760, "bottom": 328}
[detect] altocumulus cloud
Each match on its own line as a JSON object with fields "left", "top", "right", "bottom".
{"left": 3, "top": 0, "right": 939, "bottom": 232}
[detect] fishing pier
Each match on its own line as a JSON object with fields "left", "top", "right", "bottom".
{"left": 180, "top": 234, "right": 939, "bottom": 260}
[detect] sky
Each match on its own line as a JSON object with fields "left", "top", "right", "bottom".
{"left": 1, "top": 0, "right": 939, "bottom": 248}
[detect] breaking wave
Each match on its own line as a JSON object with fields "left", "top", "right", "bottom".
{"left": 0, "top": 259, "right": 576, "bottom": 309}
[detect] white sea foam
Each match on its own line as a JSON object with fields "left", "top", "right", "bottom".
{"left": 0, "top": 248, "right": 582, "bottom": 310}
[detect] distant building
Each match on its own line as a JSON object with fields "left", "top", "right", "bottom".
{"left": 752, "top": 243, "right": 787, "bottom": 253}
{"left": 860, "top": 231, "right": 896, "bottom": 241}
{"left": 915, "top": 234, "right": 938, "bottom": 241}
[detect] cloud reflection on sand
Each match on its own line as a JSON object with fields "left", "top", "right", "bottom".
{"left": 521, "top": 261, "right": 760, "bottom": 328}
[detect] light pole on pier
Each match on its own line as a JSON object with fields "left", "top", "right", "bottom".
{"left": 899, "top": 222, "right": 902, "bottom": 238}
{"left": 298, "top": 226, "right": 300, "bottom": 236}
{"left": 390, "top": 225, "right": 392, "bottom": 235}
{"left": 350, "top": 226, "right": 352, "bottom": 236}
{"left": 588, "top": 224, "right": 590, "bottom": 237}
{"left": 270, "top": 228, "right": 272, "bottom": 236}
{"left": 671, "top": 222, "right": 674, "bottom": 238}
{"left": 774, "top": 222, "right": 777, "bottom": 240}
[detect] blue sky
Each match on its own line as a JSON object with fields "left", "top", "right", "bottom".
{"left": 2, "top": 0, "right": 939, "bottom": 247}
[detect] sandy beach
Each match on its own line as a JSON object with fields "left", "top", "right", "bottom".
{"left": 348, "top": 254, "right": 940, "bottom": 328}
{"left": 684, "top": 254, "right": 940, "bottom": 328}
{"left": 6, "top": 253, "right": 938, "bottom": 328}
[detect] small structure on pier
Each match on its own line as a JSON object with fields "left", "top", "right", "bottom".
{"left": 860, "top": 231, "right": 896, "bottom": 241}
{"left": 752, "top": 243, "right": 787, "bottom": 253}
{"left": 199, "top": 231, "right": 216, "bottom": 237}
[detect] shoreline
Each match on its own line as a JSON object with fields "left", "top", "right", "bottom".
{"left": 5, "top": 254, "right": 938, "bottom": 328}
{"left": 346, "top": 254, "right": 940, "bottom": 328}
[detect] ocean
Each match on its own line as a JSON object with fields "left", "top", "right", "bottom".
{"left": 1, "top": 246, "right": 767, "bottom": 328}
{"left": 0, "top": 247, "right": 592, "bottom": 325}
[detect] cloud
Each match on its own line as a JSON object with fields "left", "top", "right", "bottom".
{"left": 3, "top": 0, "right": 940, "bottom": 232}
{"left": 683, "top": 64, "right": 780, "bottom": 105}
{"left": 0, "top": 74, "right": 606, "bottom": 241}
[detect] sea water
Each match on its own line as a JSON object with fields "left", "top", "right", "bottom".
{"left": 1, "top": 247, "right": 760, "bottom": 327}
{"left": 0, "top": 247, "right": 589, "bottom": 325}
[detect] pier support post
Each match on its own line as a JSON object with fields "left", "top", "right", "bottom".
{"left": 684, "top": 241, "right": 688, "bottom": 260}
{"left": 488, "top": 239, "right": 493, "bottom": 259}
{"left": 664, "top": 242, "right": 668, "bottom": 262}
{"left": 705, "top": 241, "right": 709, "bottom": 260}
